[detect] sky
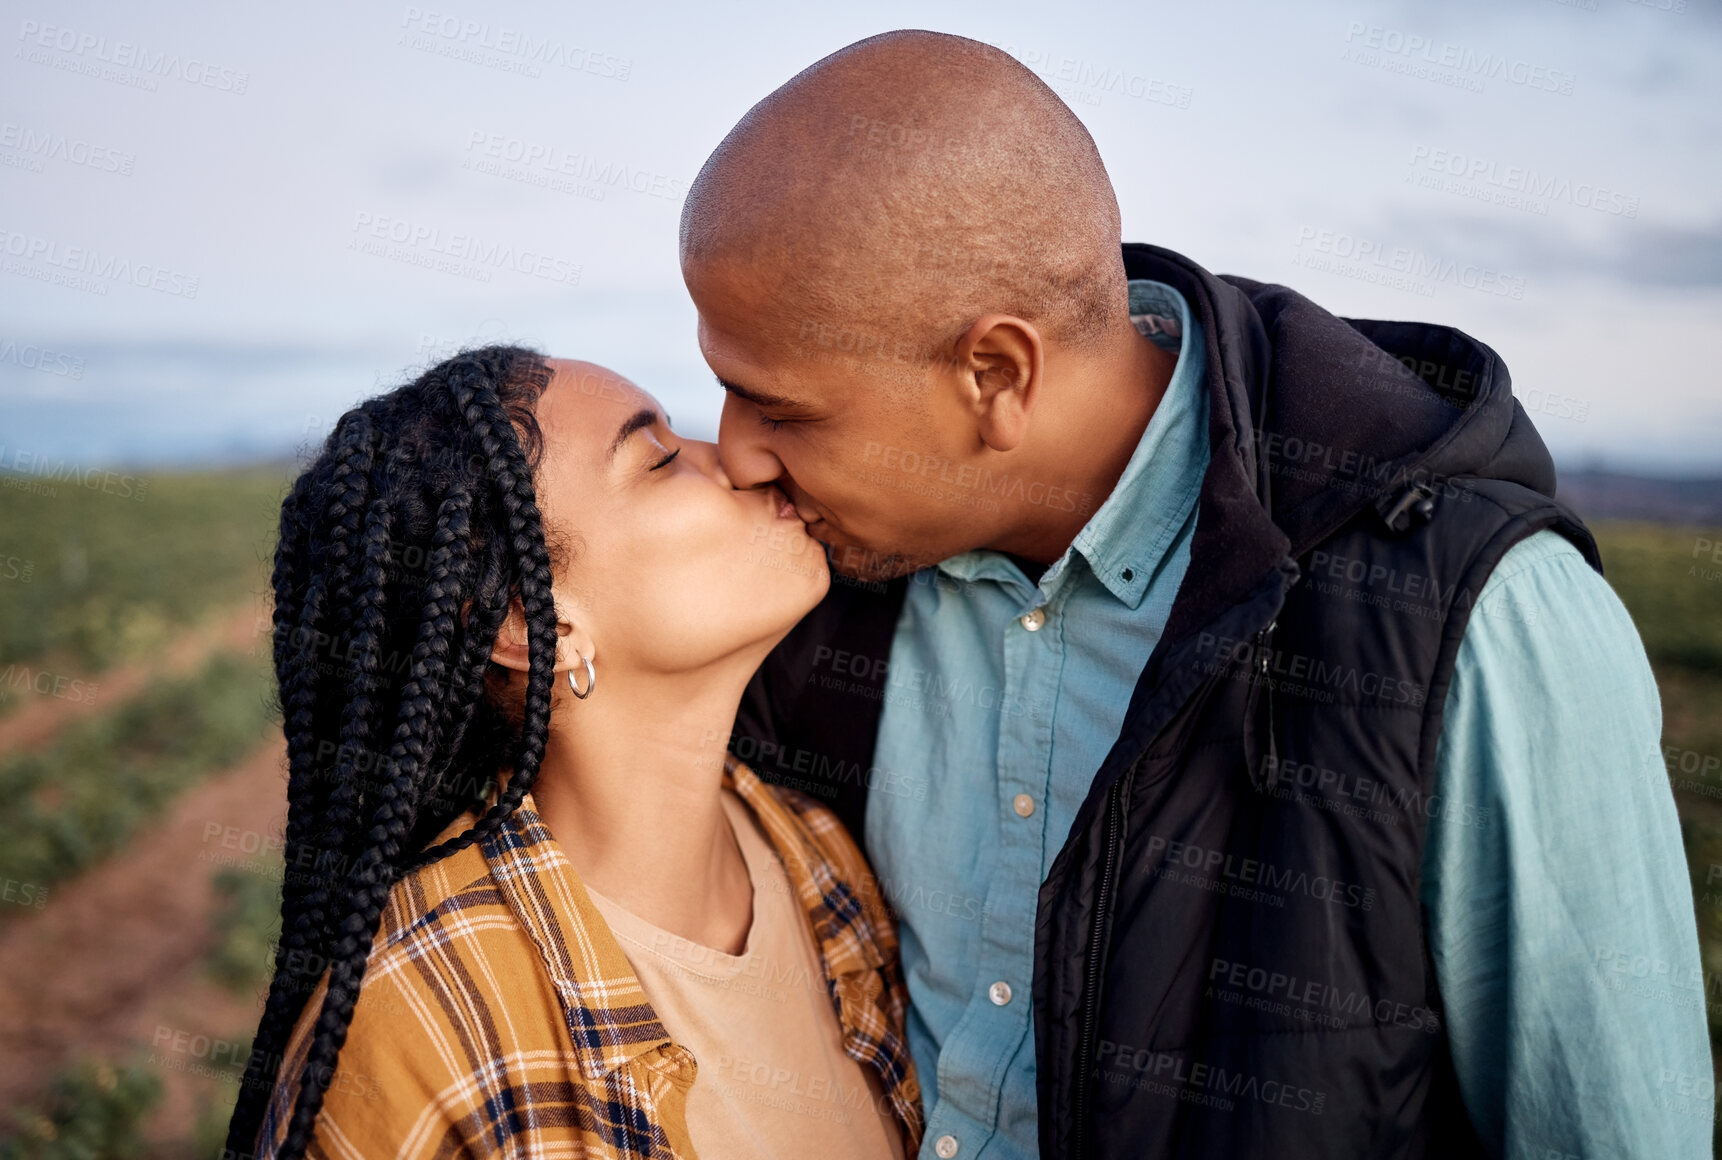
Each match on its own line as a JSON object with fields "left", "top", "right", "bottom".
{"left": 1, "top": 0, "right": 1719, "bottom": 474}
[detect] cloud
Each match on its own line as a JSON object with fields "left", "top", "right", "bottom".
{"left": 1381, "top": 209, "right": 1722, "bottom": 291}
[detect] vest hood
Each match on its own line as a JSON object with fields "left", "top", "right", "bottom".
{"left": 1122, "top": 244, "right": 1559, "bottom": 568}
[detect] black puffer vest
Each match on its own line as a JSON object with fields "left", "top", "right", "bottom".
{"left": 731, "top": 244, "right": 1599, "bottom": 1158}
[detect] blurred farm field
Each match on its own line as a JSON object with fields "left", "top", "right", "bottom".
{"left": 1600, "top": 523, "right": 1722, "bottom": 679}
{"left": 0, "top": 652, "right": 276, "bottom": 902}
{"left": 1592, "top": 520, "right": 1722, "bottom": 1135}
{"left": 0, "top": 465, "right": 290, "bottom": 1154}
{"left": 0, "top": 480, "right": 1718, "bottom": 1155}
{"left": 0, "top": 465, "right": 288, "bottom": 710}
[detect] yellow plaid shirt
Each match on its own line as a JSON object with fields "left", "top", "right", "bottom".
{"left": 255, "top": 760, "right": 923, "bottom": 1158}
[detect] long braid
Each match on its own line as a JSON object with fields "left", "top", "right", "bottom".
{"left": 277, "top": 489, "right": 474, "bottom": 1152}
{"left": 226, "top": 416, "right": 383, "bottom": 1140}
{"left": 226, "top": 346, "right": 558, "bottom": 1159}
{"left": 402, "top": 367, "right": 558, "bottom": 870}
{"left": 292, "top": 421, "right": 383, "bottom": 952}
{"left": 224, "top": 478, "right": 322, "bottom": 1137}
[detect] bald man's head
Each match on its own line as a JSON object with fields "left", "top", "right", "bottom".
{"left": 681, "top": 30, "right": 1127, "bottom": 361}
{"left": 684, "top": 32, "right": 1160, "bottom": 584}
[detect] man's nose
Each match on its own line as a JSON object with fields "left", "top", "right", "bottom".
{"left": 716, "top": 393, "right": 786, "bottom": 490}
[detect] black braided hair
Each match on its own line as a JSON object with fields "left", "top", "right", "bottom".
{"left": 224, "top": 346, "right": 561, "bottom": 1159}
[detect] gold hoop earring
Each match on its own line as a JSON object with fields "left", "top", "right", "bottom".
{"left": 567, "top": 654, "right": 596, "bottom": 699}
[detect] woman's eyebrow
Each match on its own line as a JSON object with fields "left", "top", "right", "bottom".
{"left": 607, "top": 407, "right": 662, "bottom": 460}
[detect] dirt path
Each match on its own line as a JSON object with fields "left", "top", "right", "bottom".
{"left": 0, "top": 599, "right": 268, "bottom": 755}
{"left": 0, "top": 733, "right": 288, "bottom": 1142}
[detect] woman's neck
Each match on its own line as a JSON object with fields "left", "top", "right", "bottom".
{"left": 525, "top": 664, "right": 756, "bottom": 955}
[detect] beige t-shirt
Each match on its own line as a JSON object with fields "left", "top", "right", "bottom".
{"left": 586, "top": 790, "right": 905, "bottom": 1160}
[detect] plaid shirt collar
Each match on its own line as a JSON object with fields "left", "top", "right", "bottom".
{"left": 477, "top": 758, "right": 895, "bottom": 1083}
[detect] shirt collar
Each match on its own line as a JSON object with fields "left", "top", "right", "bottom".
{"left": 476, "top": 791, "right": 680, "bottom": 1082}
{"left": 472, "top": 761, "right": 889, "bottom": 1082}
{"left": 725, "top": 758, "right": 890, "bottom": 983}
{"left": 934, "top": 279, "right": 1209, "bottom": 610}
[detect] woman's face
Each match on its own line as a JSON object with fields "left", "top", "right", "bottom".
{"left": 527, "top": 358, "right": 829, "bottom": 680}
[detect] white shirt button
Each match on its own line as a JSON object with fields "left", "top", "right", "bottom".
{"left": 1012, "top": 793, "right": 1035, "bottom": 818}
{"left": 935, "top": 1134, "right": 960, "bottom": 1158}
{"left": 989, "top": 980, "right": 1013, "bottom": 1006}
{"left": 1020, "top": 607, "right": 1046, "bottom": 631}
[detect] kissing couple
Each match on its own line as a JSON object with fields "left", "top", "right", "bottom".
{"left": 229, "top": 29, "right": 1708, "bottom": 1160}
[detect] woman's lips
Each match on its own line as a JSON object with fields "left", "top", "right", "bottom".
{"left": 765, "top": 485, "right": 804, "bottom": 524}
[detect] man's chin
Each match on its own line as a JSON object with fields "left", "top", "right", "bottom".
{"left": 814, "top": 536, "right": 925, "bottom": 585}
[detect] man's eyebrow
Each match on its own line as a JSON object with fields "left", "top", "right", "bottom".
{"left": 716, "top": 375, "right": 812, "bottom": 411}
{"left": 607, "top": 407, "right": 662, "bottom": 460}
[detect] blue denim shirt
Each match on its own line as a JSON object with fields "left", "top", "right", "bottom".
{"left": 866, "top": 280, "right": 1711, "bottom": 1160}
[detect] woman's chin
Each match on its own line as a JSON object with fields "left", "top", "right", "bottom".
{"left": 741, "top": 530, "right": 827, "bottom": 583}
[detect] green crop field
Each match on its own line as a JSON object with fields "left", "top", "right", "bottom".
{"left": 1594, "top": 522, "right": 1722, "bottom": 1112}
{"left": 0, "top": 480, "right": 1719, "bottom": 1153}
{"left": 1599, "top": 523, "right": 1722, "bottom": 678}
{"left": 0, "top": 465, "right": 290, "bottom": 701}
{"left": 0, "top": 651, "right": 277, "bottom": 909}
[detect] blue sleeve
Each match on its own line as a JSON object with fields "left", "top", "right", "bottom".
{"left": 1423, "top": 530, "right": 1714, "bottom": 1160}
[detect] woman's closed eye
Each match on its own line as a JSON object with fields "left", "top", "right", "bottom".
{"left": 650, "top": 447, "right": 681, "bottom": 470}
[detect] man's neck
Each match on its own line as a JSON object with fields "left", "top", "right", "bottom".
{"left": 1004, "top": 551, "right": 1051, "bottom": 586}
{"left": 986, "top": 323, "right": 1177, "bottom": 566}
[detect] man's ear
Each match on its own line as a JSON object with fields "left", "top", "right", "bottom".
{"left": 490, "top": 598, "right": 592, "bottom": 675}
{"left": 953, "top": 314, "right": 1044, "bottom": 453}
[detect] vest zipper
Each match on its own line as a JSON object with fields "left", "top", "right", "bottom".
{"left": 1073, "top": 774, "right": 1125, "bottom": 1158}
{"left": 1254, "top": 618, "right": 1279, "bottom": 779}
